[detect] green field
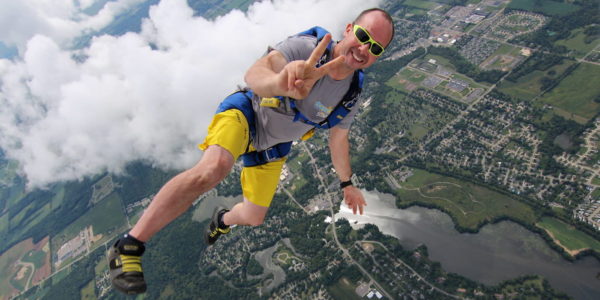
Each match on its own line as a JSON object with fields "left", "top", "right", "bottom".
{"left": 22, "top": 250, "right": 46, "bottom": 268}
{"left": 539, "top": 63, "right": 600, "bottom": 123}
{"left": 10, "top": 202, "right": 53, "bottom": 236}
{"left": 94, "top": 256, "right": 108, "bottom": 276}
{"left": 537, "top": 217, "right": 600, "bottom": 254}
{"left": 0, "top": 213, "right": 8, "bottom": 237}
{"left": 497, "top": 59, "right": 576, "bottom": 101}
{"left": 507, "top": 0, "right": 580, "bottom": 16}
{"left": 80, "top": 280, "right": 96, "bottom": 300}
{"left": 327, "top": 278, "right": 363, "bottom": 300}
{"left": 397, "top": 169, "right": 537, "bottom": 230}
{"left": 51, "top": 191, "right": 127, "bottom": 268}
{"left": 9, "top": 266, "right": 30, "bottom": 292}
{"left": 409, "top": 124, "right": 429, "bottom": 139}
{"left": 403, "top": 0, "right": 438, "bottom": 9}
{"left": 555, "top": 27, "right": 600, "bottom": 58}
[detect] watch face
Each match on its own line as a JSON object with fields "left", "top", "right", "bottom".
{"left": 350, "top": 173, "right": 358, "bottom": 186}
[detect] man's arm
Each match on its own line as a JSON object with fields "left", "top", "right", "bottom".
{"left": 244, "top": 50, "right": 289, "bottom": 97}
{"left": 244, "top": 34, "right": 344, "bottom": 99}
{"left": 329, "top": 126, "right": 366, "bottom": 215}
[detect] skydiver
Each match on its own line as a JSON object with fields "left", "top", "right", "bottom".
{"left": 108, "top": 8, "right": 394, "bottom": 295}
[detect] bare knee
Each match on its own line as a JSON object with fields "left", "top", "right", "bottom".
{"left": 187, "top": 146, "right": 234, "bottom": 189}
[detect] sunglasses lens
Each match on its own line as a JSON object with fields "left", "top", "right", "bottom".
{"left": 371, "top": 43, "right": 384, "bottom": 56}
{"left": 355, "top": 27, "right": 370, "bottom": 43}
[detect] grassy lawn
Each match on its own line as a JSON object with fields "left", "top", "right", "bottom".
{"left": 539, "top": 63, "right": 600, "bottom": 123}
{"left": 80, "top": 280, "right": 96, "bottom": 300}
{"left": 555, "top": 27, "right": 599, "bottom": 58}
{"left": 94, "top": 256, "right": 108, "bottom": 276}
{"left": 397, "top": 169, "right": 537, "bottom": 230}
{"left": 592, "top": 176, "right": 600, "bottom": 185}
{"left": 409, "top": 124, "right": 429, "bottom": 140}
{"left": 537, "top": 217, "right": 600, "bottom": 253}
{"left": 387, "top": 68, "right": 429, "bottom": 93}
{"left": 327, "top": 278, "right": 362, "bottom": 300}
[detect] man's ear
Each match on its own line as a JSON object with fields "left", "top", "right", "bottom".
{"left": 343, "top": 23, "right": 353, "bottom": 38}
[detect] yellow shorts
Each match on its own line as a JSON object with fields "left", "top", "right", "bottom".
{"left": 199, "top": 109, "right": 285, "bottom": 207}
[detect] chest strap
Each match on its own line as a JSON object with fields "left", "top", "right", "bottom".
{"left": 289, "top": 70, "right": 363, "bottom": 129}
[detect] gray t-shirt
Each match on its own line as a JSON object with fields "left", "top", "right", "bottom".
{"left": 251, "top": 34, "right": 361, "bottom": 151}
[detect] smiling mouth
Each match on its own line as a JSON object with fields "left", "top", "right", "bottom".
{"left": 351, "top": 49, "right": 365, "bottom": 63}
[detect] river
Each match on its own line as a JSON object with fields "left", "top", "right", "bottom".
{"left": 334, "top": 190, "right": 600, "bottom": 300}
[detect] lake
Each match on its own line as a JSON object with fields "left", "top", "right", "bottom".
{"left": 335, "top": 190, "right": 600, "bottom": 300}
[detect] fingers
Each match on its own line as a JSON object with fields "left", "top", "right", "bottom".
{"left": 346, "top": 198, "right": 366, "bottom": 215}
{"left": 306, "top": 33, "right": 332, "bottom": 67}
{"left": 315, "top": 55, "right": 345, "bottom": 77}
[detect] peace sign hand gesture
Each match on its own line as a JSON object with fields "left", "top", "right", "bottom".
{"left": 276, "top": 33, "right": 345, "bottom": 99}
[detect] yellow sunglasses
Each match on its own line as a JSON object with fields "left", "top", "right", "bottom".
{"left": 353, "top": 24, "right": 385, "bottom": 56}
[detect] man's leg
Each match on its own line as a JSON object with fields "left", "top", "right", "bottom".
{"left": 109, "top": 106, "right": 250, "bottom": 294}
{"left": 129, "top": 144, "right": 235, "bottom": 242}
{"left": 206, "top": 157, "right": 286, "bottom": 245}
{"left": 108, "top": 145, "right": 234, "bottom": 294}
{"left": 223, "top": 198, "right": 269, "bottom": 226}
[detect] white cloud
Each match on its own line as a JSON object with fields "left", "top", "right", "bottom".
{"left": 0, "top": 0, "right": 380, "bottom": 187}
{"left": 0, "top": 0, "right": 146, "bottom": 54}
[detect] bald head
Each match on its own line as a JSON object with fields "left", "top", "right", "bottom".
{"left": 354, "top": 8, "right": 394, "bottom": 48}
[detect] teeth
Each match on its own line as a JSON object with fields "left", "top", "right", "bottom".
{"left": 352, "top": 50, "right": 364, "bottom": 63}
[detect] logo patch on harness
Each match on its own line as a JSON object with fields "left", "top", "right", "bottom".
{"left": 314, "top": 101, "right": 333, "bottom": 118}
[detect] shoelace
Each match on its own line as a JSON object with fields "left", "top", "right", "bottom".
{"left": 119, "top": 255, "right": 143, "bottom": 273}
{"left": 209, "top": 227, "right": 231, "bottom": 237}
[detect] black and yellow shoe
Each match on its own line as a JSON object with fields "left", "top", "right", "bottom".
{"left": 108, "top": 235, "right": 147, "bottom": 295}
{"left": 204, "top": 206, "right": 231, "bottom": 245}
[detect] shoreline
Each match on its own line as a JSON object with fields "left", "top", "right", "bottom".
{"left": 396, "top": 200, "right": 600, "bottom": 262}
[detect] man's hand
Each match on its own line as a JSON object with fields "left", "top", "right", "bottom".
{"left": 343, "top": 186, "right": 366, "bottom": 215}
{"left": 277, "top": 33, "right": 344, "bottom": 99}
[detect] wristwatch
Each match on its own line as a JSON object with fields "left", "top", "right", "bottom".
{"left": 340, "top": 174, "right": 357, "bottom": 189}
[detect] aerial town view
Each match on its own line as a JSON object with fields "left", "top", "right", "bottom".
{"left": 0, "top": 0, "right": 599, "bottom": 299}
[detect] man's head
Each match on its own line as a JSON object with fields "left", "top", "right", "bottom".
{"left": 335, "top": 8, "right": 394, "bottom": 71}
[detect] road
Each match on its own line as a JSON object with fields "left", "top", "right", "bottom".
{"left": 299, "top": 142, "right": 461, "bottom": 299}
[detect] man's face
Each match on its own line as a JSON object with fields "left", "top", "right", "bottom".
{"left": 338, "top": 12, "right": 393, "bottom": 70}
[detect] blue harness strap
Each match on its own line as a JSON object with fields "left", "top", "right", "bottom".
{"left": 289, "top": 70, "right": 364, "bottom": 129}
{"left": 213, "top": 26, "right": 363, "bottom": 167}
{"left": 216, "top": 90, "right": 292, "bottom": 167}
